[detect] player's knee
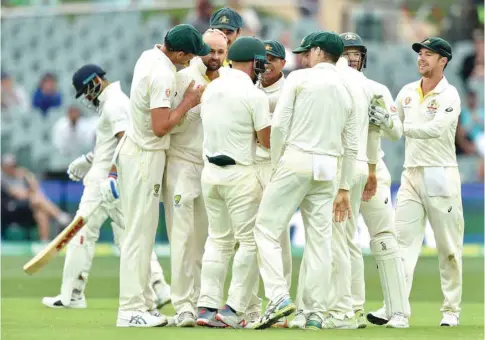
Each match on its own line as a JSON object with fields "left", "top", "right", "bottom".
{"left": 370, "top": 233, "right": 399, "bottom": 258}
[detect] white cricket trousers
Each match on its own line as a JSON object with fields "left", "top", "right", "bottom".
{"left": 396, "top": 166, "right": 464, "bottom": 314}
{"left": 60, "top": 181, "right": 166, "bottom": 308}
{"left": 198, "top": 163, "right": 262, "bottom": 313}
{"left": 163, "top": 156, "right": 208, "bottom": 315}
{"left": 254, "top": 148, "right": 335, "bottom": 315}
{"left": 328, "top": 160, "right": 368, "bottom": 319}
{"left": 117, "top": 137, "right": 166, "bottom": 311}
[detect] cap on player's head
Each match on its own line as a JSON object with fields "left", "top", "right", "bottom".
{"left": 165, "top": 24, "right": 211, "bottom": 56}
{"left": 412, "top": 37, "right": 453, "bottom": 62}
{"left": 264, "top": 40, "right": 286, "bottom": 60}
{"left": 292, "top": 31, "right": 323, "bottom": 54}
{"left": 72, "top": 64, "right": 106, "bottom": 99}
{"left": 228, "top": 36, "right": 267, "bottom": 63}
{"left": 210, "top": 7, "right": 243, "bottom": 32}
{"left": 310, "top": 31, "right": 344, "bottom": 57}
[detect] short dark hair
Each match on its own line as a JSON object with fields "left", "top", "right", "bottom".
{"left": 327, "top": 53, "right": 340, "bottom": 63}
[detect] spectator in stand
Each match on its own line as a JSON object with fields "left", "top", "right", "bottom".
{"left": 1, "top": 72, "right": 29, "bottom": 113}
{"left": 32, "top": 73, "right": 62, "bottom": 116}
{"left": 291, "top": 0, "right": 320, "bottom": 48}
{"left": 186, "top": 0, "right": 213, "bottom": 33}
{"left": 461, "top": 91, "right": 484, "bottom": 157}
{"left": 460, "top": 28, "right": 484, "bottom": 91}
{"left": 1, "top": 154, "right": 71, "bottom": 242}
{"left": 227, "top": 0, "right": 261, "bottom": 36}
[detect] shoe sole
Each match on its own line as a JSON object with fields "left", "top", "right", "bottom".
{"left": 177, "top": 319, "right": 196, "bottom": 328}
{"left": 215, "top": 314, "right": 245, "bottom": 329}
{"left": 358, "top": 322, "right": 367, "bottom": 329}
{"left": 196, "top": 319, "right": 227, "bottom": 328}
{"left": 116, "top": 319, "right": 168, "bottom": 328}
{"left": 366, "top": 313, "right": 388, "bottom": 326}
{"left": 255, "top": 303, "right": 296, "bottom": 330}
{"left": 42, "top": 300, "right": 87, "bottom": 309}
{"left": 289, "top": 324, "right": 305, "bottom": 329}
{"left": 386, "top": 324, "right": 409, "bottom": 329}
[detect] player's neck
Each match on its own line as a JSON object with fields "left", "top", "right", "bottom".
{"left": 421, "top": 72, "right": 443, "bottom": 96}
{"left": 262, "top": 72, "right": 282, "bottom": 88}
{"left": 205, "top": 69, "right": 219, "bottom": 81}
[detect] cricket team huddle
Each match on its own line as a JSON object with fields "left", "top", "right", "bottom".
{"left": 41, "top": 6, "right": 465, "bottom": 331}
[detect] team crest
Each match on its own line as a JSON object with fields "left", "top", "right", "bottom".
{"left": 427, "top": 99, "right": 439, "bottom": 114}
{"left": 301, "top": 37, "right": 305, "bottom": 45}
{"left": 390, "top": 105, "right": 397, "bottom": 112}
{"left": 174, "top": 194, "right": 181, "bottom": 207}
{"left": 219, "top": 15, "right": 229, "bottom": 24}
{"left": 165, "top": 89, "right": 171, "bottom": 97}
{"left": 344, "top": 33, "right": 357, "bottom": 40}
{"left": 404, "top": 97, "right": 411, "bottom": 105}
{"left": 423, "top": 39, "right": 431, "bottom": 45}
{"left": 265, "top": 44, "right": 272, "bottom": 51}
{"left": 153, "top": 184, "right": 160, "bottom": 197}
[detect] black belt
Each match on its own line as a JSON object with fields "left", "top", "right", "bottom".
{"left": 206, "top": 155, "right": 236, "bottom": 167}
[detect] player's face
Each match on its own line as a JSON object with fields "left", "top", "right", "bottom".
{"left": 175, "top": 52, "right": 196, "bottom": 66}
{"left": 343, "top": 47, "right": 363, "bottom": 70}
{"left": 263, "top": 54, "right": 285, "bottom": 83}
{"left": 417, "top": 48, "right": 446, "bottom": 76}
{"left": 308, "top": 47, "right": 323, "bottom": 67}
{"left": 220, "top": 28, "right": 239, "bottom": 47}
{"left": 299, "top": 50, "right": 310, "bottom": 68}
{"left": 201, "top": 36, "right": 227, "bottom": 71}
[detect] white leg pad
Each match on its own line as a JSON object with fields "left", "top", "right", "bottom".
{"left": 370, "top": 234, "right": 410, "bottom": 318}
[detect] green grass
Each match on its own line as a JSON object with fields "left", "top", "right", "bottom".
{"left": 1, "top": 256, "right": 484, "bottom": 339}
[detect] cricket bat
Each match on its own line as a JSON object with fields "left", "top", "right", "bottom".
{"left": 23, "top": 203, "right": 101, "bottom": 275}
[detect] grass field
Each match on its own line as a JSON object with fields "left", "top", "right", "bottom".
{"left": 1, "top": 255, "right": 483, "bottom": 340}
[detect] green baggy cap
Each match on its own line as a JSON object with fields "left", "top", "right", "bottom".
{"left": 292, "top": 30, "right": 324, "bottom": 54}
{"left": 210, "top": 8, "right": 243, "bottom": 31}
{"left": 166, "top": 24, "right": 211, "bottom": 56}
{"left": 310, "top": 31, "right": 344, "bottom": 56}
{"left": 263, "top": 40, "right": 286, "bottom": 59}
{"left": 228, "top": 36, "right": 267, "bottom": 62}
{"left": 412, "top": 37, "right": 452, "bottom": 62}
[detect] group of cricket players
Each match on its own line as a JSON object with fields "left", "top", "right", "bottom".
{"left": 40, "top": 6, "right": 465, "bottom": 331}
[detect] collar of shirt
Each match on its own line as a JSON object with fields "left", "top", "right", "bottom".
{"left": 262, "top": 72, "right": 285, "bottom": 93}
{"left": 153, "top": 44, "right": 177, "bottom": 73}
{"left": 226, "top": 67, "right": 253, "bottom": 83}
{"left": 412, "top": 76, "right": 450, "bottom": 102}
{"left": 312, "top": 62, "right": 338, "bottom": 72}
{"left": 98, "top": 81, "right": 121, "bottom": 104}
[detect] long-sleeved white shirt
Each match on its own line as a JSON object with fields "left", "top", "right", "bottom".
{"left": 271, "top": 62, "right": 358, "bottom": 190}
{"left": 396, "top": 76, "right": 460, "bottom": 168}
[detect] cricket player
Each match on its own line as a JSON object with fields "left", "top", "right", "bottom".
{"left": 209, "top": 7, "right": 243, "bottom": 49}
{"left": 101, "top": 24, "right": 210, "bottom": 328}
{"left": 338, "top": 32, "right": 410, "bottom": 329}
{"left": 162, "top": 28, "right": 228, "bottom": 327}
{"left": 254, "top": 31, "right": 358, "bottom": 330}
{"left": 373, "top": 37, "right": 463, "bottom": 327}
{"left": 41, "top": 65, "right": 170, "bottom": 311}
{"left": 244, "top": 39, "right": 292, "bottom": 329}
{"left": 196, "top": 36, "right": 271, "bottom": 329}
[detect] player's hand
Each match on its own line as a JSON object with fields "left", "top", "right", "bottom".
{"left": 67, "top": 152, "right": 93, "bottom": 181}
{"left": 362, "top": 172, "right": 377, "bottom": 202}
{"left": 369, "top": 105, "right": 392, "bottom": 129}
{"left": 100, "top": 173, "right": 120, "bottom": 206}
{"left": 333, "top": 189, "right": 352, "bottom": 223}
{"left": 183, "top": 80, "right": 206, "bottom": 108}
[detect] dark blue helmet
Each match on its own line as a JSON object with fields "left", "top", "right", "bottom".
{"left": 72, "top": 64, "right": 106, "bottom": 99}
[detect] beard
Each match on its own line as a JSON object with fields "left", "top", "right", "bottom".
{"left": 204, "top": 59, "right": 221, "bottom": 71}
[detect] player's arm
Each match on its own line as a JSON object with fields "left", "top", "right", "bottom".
{"left": 252, "top": 91, "right": 271, "bottom": 149}
{"left": 381, "top": 86, "right": 403, "bottom": 140}
{"left": 404, "top": 97, "right": 461, "bottom": 139}
{"left": 150, "top": 69, "right": 203, "bottom": 137}
{"left": 339, "top": 86, "right": 358, "bottom": 192}
{"left": 270, "top": 74, "right": 296, "bottom": 167}
{"left": 170, "top": 72, "right": 197, "bottom": 135}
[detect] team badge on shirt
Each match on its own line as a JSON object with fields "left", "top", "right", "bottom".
{"left": 165, "top": 89, "right": 171, "bottom": 98}
{"left": 404, "top": 97, "right": 411, "bottom": 105}
{"left": 426, "top": 99, "right": 439, "bottom": 114}
{"left": 153, "top": 184, "right": 160, "bottom": 197}
{"left": 390, "top": 105, "right": 397, "bottom": 112}
{"left": 174, "top": 194, "right": 181, "bottom": 207}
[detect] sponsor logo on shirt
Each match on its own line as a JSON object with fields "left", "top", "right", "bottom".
{"left": 153, "top": 184, "right": 160, "bottom": 197}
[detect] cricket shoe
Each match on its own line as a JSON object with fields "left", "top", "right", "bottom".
{"left": 255, "top": 296, "right": 296, "bottom": 329}
{"left": 197, "top": 307, "right": 227, "bottom": 328}
{"left": 152, "top": 280, "right": 171, "bottom": 309}
{"left": 321, "top": 314, "right": 358, "bottom": 329}
{"left": 440, "top": 312, "right": 459, "bottom": 327}
{"left": 355, "top": 309, "right": 367, "bottom": 328}
{"left": 305, "top": 313, "right": 324, "bottom": 330}
{"left": 216, "top": 304, "right": 247, "bottom": 328}
{"left": 244, "top": 311, "right": 261, "bottom": 329}
{"left": 176, "top": 311, "right": 197, "bottom": 327}
{"left": 386, "top": 313, "right": 409, "bottom": 328}
{"left": 42, "top": 294, "right": 87, "bottom": 309}
{"left": 116, "top": 309, "right": 168, "bottom": 328}
{"left": 272, "top": 316, "right": 289, "bottom": 328}
{"left": 289, "top": 310, "right": 307, "bottom": 329}
{"left": 367, "top": 306, "right": 389, "bottom": 325}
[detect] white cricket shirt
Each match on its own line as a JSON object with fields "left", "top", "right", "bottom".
{"left": 84, "top": 81, "right": 129, "bottom": 184}
{"left": 126, "top": 45, "right": 177, "bottom": 150}
{"left": 255, "top": 73, "right": 285, "bottom": 163}
{"left": 396, "top": 76, "right": 460, "bottom": 168}
{"left": 201, "top": 68, "right": 271, "bottom": 166}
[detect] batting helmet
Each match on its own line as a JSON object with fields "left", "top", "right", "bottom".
{"left": 340, "top": 32, "right": 367, "bottom": 70}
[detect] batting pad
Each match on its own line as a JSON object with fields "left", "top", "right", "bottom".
{"left": 370, "top": 234, "right": 410, "bottom": 318}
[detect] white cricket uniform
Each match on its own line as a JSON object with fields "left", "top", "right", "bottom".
{"left": 59, "top": 82, "right": 166, "bottom": 307}
{"left": 117, "top": 45, "right": 176, "bottom": 311}
{"left": 395, "top": 76, "right": 463, "bottom": 315}
{"left": 254, "top": 62, "right": 357, "bottom": 317}
{"left": 197, "top": 68, "right": 270, "bottom": 313}
{"left": 162, "top": 57, "right": 211, "bottom": 315}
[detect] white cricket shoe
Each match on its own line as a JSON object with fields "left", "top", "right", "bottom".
{"left": 367, "top": 306, "right": 389, "bottom": 325}
{"left": 322, "top": 314, "right": 358, "bottom": 329}
{"left": 116, "top": 309, "right": 168, "bottom": 328}
{"left": 355, "top": 309, "right": 367, "bottom": 328}
{"left": 289, "top": 310, "right": 307, "bottom": 329}
{"left": 152, "top": 280, "right": 171, "bottom": 309}
{"left": 42, "top": 294, "right": 87, "bottom": 309}
{"left": 176, "top": 311, "right": 197, "bottom": 327}
{"left": 386, "top": 313, "right": 409, "bottom": 328}
{"left": 245, "top": 311, "right": 261, "bottom": 329}
{"left": 440, "top": 312, "right": 459, "bottom": 327}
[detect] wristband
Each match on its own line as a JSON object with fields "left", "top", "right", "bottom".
{"left": 108, "top": 172, "right": 118, "bottom": 179}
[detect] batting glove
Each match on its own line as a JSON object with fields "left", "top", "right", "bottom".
{"left": 368, "top": 105, "right": 393, "bottom": 129}
{"left": 67, "top": 152, "right": 94, "bottom": 181}
{"left": 100, "top": 172, "right": 120, "bottom": 206}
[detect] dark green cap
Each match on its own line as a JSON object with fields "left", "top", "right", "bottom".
{"left": 210, "top": 8, "right": 243, "bottom": 31}
{"left": 165, "top": 24, "right": 210, "bottom": 56}
{"left": 310, "top": 31, "right": 344, "bottom": 56}
{"left": 228, "top": 36, "right": 266, "bottom": 62}
{"left": 292, "top": 31, "right": 323, "bottom": 54}
{"left": 412, "top": 37, "right": 452, "bottom": 62}
{"left": 263, "top": 40, "right": 286, "bottom": 59}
